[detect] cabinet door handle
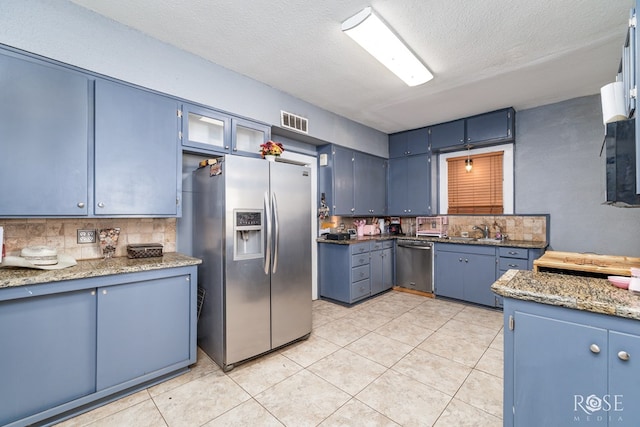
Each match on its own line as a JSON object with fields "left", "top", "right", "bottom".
{"left": 102, "top": 289, "right": 107, "bottom": 295}
{"left": 508, "top": 264, "right": 519, "bottom": 268}
{"left": 459, "top": 258, "right": 463, "bottom": 262}
{"left": 77, "top": 202, "right": 85, "bottom": 208}
{"left": 618, "top": 351, "right": 630, "bottom": 361}
{"left": 97, "top": 202, "right": 105, "bottom": 208}
{"left": 590, "top": 344, "right": 600, "bottom": 354}
{"left": 464, "top": 258, "right": 469, "bottom": 263}
{"left": 508, "top": 251, "right": 518, "bottom": 255}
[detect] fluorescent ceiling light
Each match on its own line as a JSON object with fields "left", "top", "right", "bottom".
{"left": 342, "top": 7, "right": 433, "bottom": 87}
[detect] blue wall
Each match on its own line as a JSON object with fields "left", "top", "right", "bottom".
{"left": 516, "top": 95, "right": 640, "bottom": 256}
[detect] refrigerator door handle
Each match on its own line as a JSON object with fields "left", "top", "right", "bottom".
{"left": 271, "top": 192, "right": 279, "bottom": 274}
{"left": 264, "top": 192, "right": 271, "bottom": 275}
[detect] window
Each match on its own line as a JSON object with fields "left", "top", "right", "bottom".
{"left": 447, "top": 151, "right": 504, "bottom": 214}
{"left": 438, "top": 144, "right": 514, "bottom": 214}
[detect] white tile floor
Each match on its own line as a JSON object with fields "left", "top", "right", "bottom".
{"left": 57, "top": 291, "right": 504, "bottom": 426}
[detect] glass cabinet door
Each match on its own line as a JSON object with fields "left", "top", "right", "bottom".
{"left": 182, "top": 104, "right": 230, "bottom": 153}
{"left": 232, "top": 117, "right": 271, "bottom": 157}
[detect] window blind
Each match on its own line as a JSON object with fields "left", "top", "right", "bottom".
{"left": 447, "top": 151, "right": 504, "bottom": 214}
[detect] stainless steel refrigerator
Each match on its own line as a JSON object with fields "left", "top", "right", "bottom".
{"left": 193, "top": 155, "right": 312, "bottom": 371}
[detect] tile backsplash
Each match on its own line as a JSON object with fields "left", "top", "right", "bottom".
{"left": 323, "top": 215, "right": 548, "bottom": 242}
{"left": 0, "top": 218, "right": 176, "bottom": 260}
{"left": 443, "top": 215, "right": 547, "bottom": 242}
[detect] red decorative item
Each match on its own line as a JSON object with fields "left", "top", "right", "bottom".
{"left": 259, "top": 140, "right": 284, "bottom": 158}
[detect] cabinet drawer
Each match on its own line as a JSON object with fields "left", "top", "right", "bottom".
{"left": 352, "top": 253, "right": 370, "bottom": 267}
{"left": 499, "top": 247, "right": 528, "bottom": 259}
{"left": 382, "top": 240, "right": 394, "bottom": 249}
{"left": 499, "top": 257, "right": 529, "bottom": 270}
{"left": 371, "top": 241, "right": 383, "bottom": 251}
{"left": 351, "top": 279, "right": 371, "bottom": 301}
{"left": 352, "top": 265, "right": 370, "bottom": 283}
{"left": 350, "top": 242, "right": 370, "bottom": 255}
{"left": 437, "top": 243, "right": 496, "bottom": 256}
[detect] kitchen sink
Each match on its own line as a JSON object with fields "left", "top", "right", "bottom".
{"left": 475, "top": 237, "right": 502, "bottom": 243}
{"left": 448, "top": 236, "right": 476, "bottom": 242}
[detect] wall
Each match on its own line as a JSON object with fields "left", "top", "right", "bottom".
{"left": 0, "top": 0, "right": 388, "bottom": 156}
{"left": 516, "top": 95, "right": 640, "bottom": 256}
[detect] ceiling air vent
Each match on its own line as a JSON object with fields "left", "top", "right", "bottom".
{"left": 281, "top": 111, "right": 309, "bottom": 134}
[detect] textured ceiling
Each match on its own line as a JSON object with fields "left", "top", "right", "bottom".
{"left": 70, "top": 0, "right": 632, "bottom": 134}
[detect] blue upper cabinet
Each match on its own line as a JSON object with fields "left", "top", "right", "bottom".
{"left": 429, "top": 119, "right": 465, "bottom": 151}
{"left": 318, "top": 144, "right": 386, "bottom": 216}
{"left": 353, "top": 151, "right": 386, "bottom": 215}
{"left": 182, "top": 103, "right": 270, "bottom": 158}
{"left": 387, "top": 154, "right": 431, "bottom": 216}
{"left": 231, "top": 117, "right": 271, "bottom": 157}
{"left": 466, "top": 108, "right": 515, "bottom": 144}
{"left": 428, "top": 108, "right": 515, "bottom": 152}
{"left": 0, "top": 52, "right": 90, "bottom": 216}
{"left": 389, "top": 127, "right": 429, "bottom": 158}
{"left": 95, "top": 79, "right": 181, "bottom": 216}
{"left": 182, "top": 104, "right": 231, "bottom": 154}
{"left": 389, "top": 132, "right": 408, "bottom": 158}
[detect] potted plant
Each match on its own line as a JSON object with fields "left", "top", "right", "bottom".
{"left": 259, "top": 140, "right": 284, "bottom": 161}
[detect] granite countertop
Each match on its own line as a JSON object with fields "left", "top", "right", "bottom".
{"left": 0, "top": 252, "right": 202, "bottom": 289}
{"left": 492, "top": 269, "right": 640, "bottom": 320}
{"left": 317, "top": 235, "right": 547, "bottom": 249}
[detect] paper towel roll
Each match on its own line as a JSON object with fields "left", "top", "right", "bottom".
{"left": 600, "top": 82, "right": 627, "bottom": 125}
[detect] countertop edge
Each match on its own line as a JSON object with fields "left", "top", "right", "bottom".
{"left": 0, "top": 253, "right": 202, "bottom": 289}
{"left": 317, "top": 235, "right": 547, "bottom": 249}
{"left": 492, "top": 270, "right": 640, "bottom": 321}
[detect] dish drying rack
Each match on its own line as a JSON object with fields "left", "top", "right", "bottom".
{"left": 415, "top": 216, "right": 448, "bottom": 237}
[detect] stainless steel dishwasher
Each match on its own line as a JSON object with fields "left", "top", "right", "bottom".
{"left": 396, "top": 240, "right": 434, "bottom": 292}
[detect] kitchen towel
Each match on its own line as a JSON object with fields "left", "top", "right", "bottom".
{"left": 0, "top": 254, "right": 77, "bottom": 270}
{"left": 600, "top": 81, "right": 627, "bottom": 125}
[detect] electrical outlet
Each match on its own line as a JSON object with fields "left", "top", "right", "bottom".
{"left": 77, "top": 229, "right": 96, "bottom": 244}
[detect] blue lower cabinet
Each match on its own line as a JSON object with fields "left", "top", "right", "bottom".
{"left": 608, "top": 331, "right": 640, "bottom": 424}
{"left": 0, "top": 266, "right": 197, "bottom": 427}
{"left": 320, "top": 241, "right": 394, "bottom": 304}
{"left": 0, "top": 290, "right": 96, "bottom": 426}
{"left": 96, "top": 275, "right": 192, "bottom": 390}
{"left": 434, "top": 243, "right": 497, "bottom": 307}
{"left": 504, "top": 298, "right": 640, "bottom": 427}
{"left": 513, "top": 311, "right": 607, "bottom": 426}
{"left": 370, "top": 243, "right": 394, "bottom": 295}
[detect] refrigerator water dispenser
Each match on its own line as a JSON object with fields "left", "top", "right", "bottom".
{"left": 234, "top": 210, "right": 263, "bottom": 260}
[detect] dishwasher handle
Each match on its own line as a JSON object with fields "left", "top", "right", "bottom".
{"left": 397, "top": 243, "right": 432, "bottom": 250}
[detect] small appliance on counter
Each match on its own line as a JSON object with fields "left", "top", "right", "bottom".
{"left": 362, "top": 224, "right": 380, "bottom": 235}
{"left": 416, "top": 216, "right": 448, "bottom": 237}
{"left": 388, "top": 217, "right": 403, "bottom": 235}
{"left": 325, "top": 233, "right": 351, "bottom": 241}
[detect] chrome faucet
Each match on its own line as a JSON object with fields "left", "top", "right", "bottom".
{"left": 472, "top": 224, "right": 489, "bottom": 239}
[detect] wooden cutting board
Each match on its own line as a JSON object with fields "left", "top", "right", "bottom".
{"left": 533, "top": 251, "right": 640, "bottom": 276}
